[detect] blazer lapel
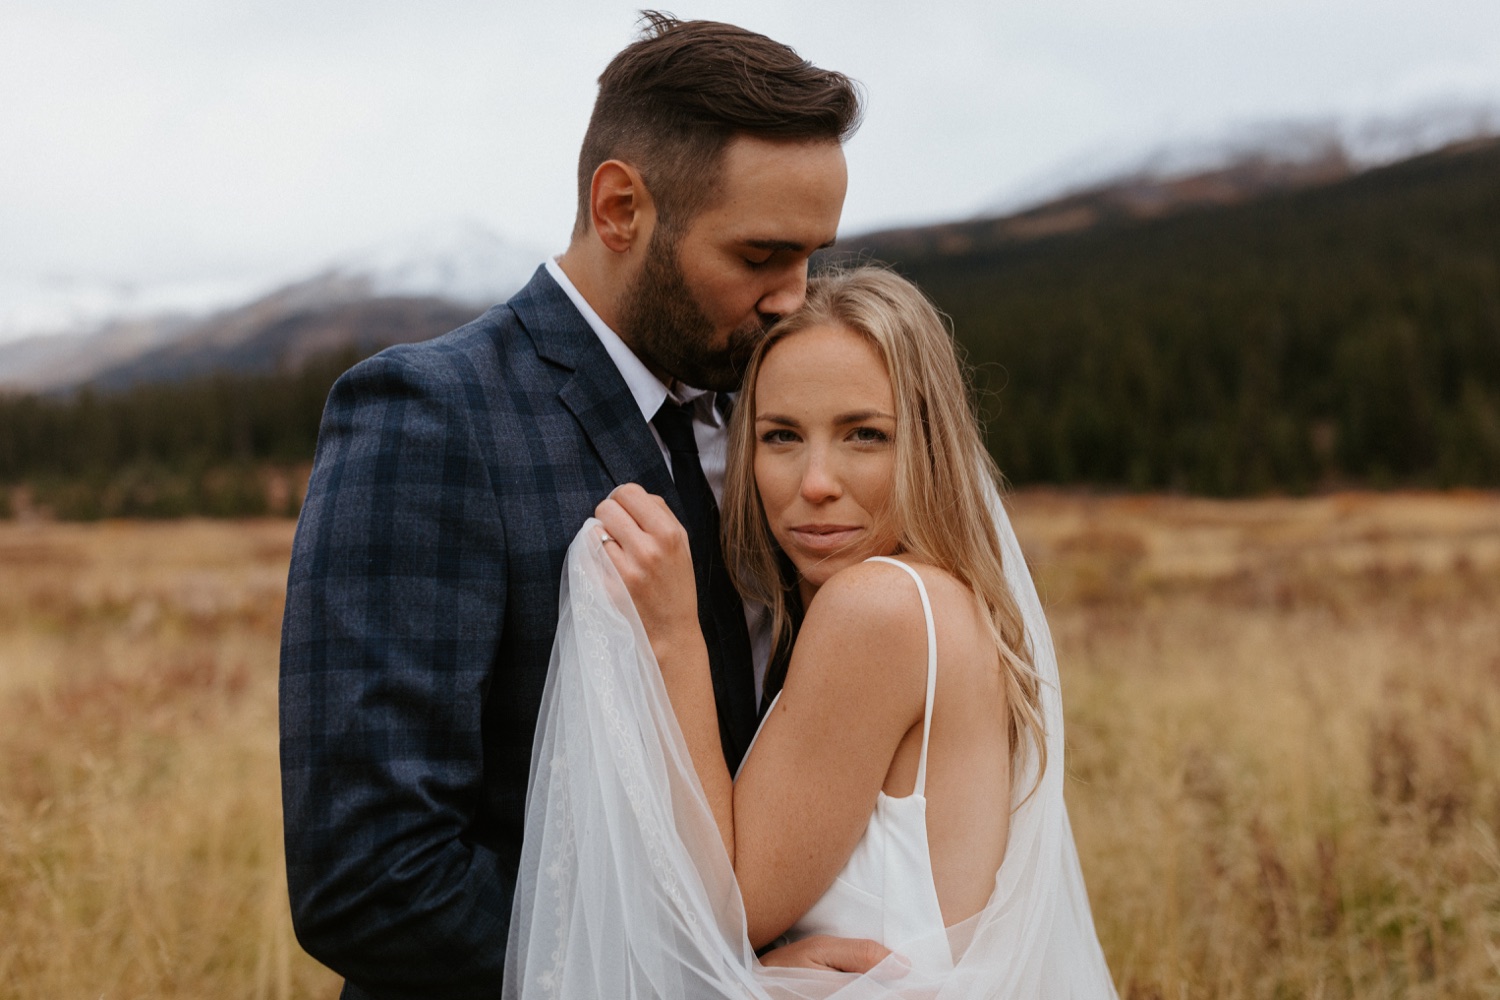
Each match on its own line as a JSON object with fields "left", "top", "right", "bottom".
{"left": 510, "top": 268, "right": 678, "bottom": 506}
{"left": 557, "top": 374, "right": 679, "bottom": 507}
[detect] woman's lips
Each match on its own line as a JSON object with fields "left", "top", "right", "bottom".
{"left": 788, "top": 524, "right": 863, "bottom": 554}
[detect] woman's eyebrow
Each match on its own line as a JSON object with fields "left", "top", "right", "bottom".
{"left": 756, "top": 410, "right": 895, "bottom": 425}
{"left": 833, "top": 409, "right": 895, "bottom": 424}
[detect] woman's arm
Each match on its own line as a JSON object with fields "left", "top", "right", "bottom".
{"left": 730, "top": 562, "right": 927, "bottom": 946}
{"left": 595, "top": 486, "right": 736, "bottom": 857}
{"left": 597, "top": 486, "right": 928, "bottom": 948}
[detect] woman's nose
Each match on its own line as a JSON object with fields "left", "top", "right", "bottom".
{"left": 799, "top": 451, "right": 842, "bottom": 502}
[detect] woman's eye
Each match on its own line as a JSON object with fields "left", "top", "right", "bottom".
{"left": 850, "top": 426, "right": 890, "bottom": 444}
{"left": 759, "top": 429, "right": 798, "bottom": 445}
{"left": 743, "top": 253, "right": 773, "bottom": 269}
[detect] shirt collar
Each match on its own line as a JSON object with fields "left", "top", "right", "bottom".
{"left": 546, "top": 256, "right": 723, "bottom": 426}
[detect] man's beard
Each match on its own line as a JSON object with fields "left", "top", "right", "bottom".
{"left": 617, "top": 228, "right": 768, "bottom": 392}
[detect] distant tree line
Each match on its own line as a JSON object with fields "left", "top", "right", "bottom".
{"left": 2, "top": 142, "right": 1499, "bottom": 517}
{"left": 860, "top": 141, "right": 1500, "bottom": 494}
{"left": 0, "top": 350, "right": 360, "bottom": 519}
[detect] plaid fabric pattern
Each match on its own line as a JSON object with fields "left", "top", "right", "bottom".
{"left": 279, "top": 267, "right": 748, "bottom": 999}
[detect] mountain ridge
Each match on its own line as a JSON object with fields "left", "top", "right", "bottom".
{"left": 3, "top": 130, "right": 1497, "bottom": 508}
{"left": 839, "top": 129, "right": 1499, "bottom": 264}
{"left": 2, "top": 130, "right": 1495, "bottom": 397}
{"left": 0, "top": 221, "right": 542, "bottom": 392}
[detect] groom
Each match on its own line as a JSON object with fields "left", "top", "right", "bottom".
{"left": 280, "top": 14, "right": 887, "bottom": 999}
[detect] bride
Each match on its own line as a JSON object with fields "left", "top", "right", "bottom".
{"left": 504, "top": 267, "right": 1117, "bottom": 998}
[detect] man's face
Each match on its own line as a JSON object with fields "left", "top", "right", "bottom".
{"left": 617, "top": 136, "right": 848, "bottom": 392}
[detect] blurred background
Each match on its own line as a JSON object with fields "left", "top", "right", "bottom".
{"left": 1, "top": 3, "right": 1497, "bottom": 998}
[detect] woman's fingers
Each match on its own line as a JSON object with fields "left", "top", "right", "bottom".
{"left": 594, "top": 487, "right": 691, "bottom": 586}
{"left": 593, "top": 485, "right": 699, "bottom": 648}
{"left": 594, "top": 496, "right": 642, "bottom": 547}
{"left": 596, "top": 486, "right": 687, "bottom": 562}
{"left": 607, "top": 483, "right": 684, "bottom": 539}
{"left": 594, "top": 500, "right": 650, "bottom": 584}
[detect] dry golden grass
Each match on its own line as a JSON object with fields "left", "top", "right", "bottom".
{"left": 1010, "top": 491, "right": 1500, "bottom": 999}
{"left": 0, "top": 520, "right": 338, "bottom": 999}
{"left": 0, "top": 493, "right": 1497, "bottom": 998}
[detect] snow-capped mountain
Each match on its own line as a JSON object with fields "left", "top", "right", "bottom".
{"left": 988, "top": 101, "right": 1500, "bottom": 218}
{"left": 333, "top": 219, "right": 546, "bottom": 306}
{"left": 0, "top": 221, "right": 545, "bottom": 391}
{"left": 0, "top": 273, "right": 276, "bottom": 347}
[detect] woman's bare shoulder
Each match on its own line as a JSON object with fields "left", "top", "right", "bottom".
{"left": 819, "top": 556, "right": 975, "bottom": 610}
{"left": 794, "top": 560, "right": 933, "bottom": 690}
{"left": 812, "top": 558, "right": 992, "bottom": 656}
{"left": 802, "top": 558, "right": 976, "bottom": 666}
{"left": 804, "top": 557, "right": 938, "bottom": 625}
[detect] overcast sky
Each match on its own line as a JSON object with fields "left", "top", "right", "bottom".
{"left": 4, "top": 0, "right": 1500, "bottom": 321}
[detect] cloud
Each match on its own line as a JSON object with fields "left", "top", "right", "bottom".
{"left": 2, "top": 0, "right": 1498, "bottom": 298}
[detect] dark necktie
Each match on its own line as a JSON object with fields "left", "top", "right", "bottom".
{"left": 652, "top": 399, "right": 758, "bottom": 770}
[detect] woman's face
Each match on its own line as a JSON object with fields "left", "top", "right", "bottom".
{"left": 753, "top": 322, "right": 900, "bottom": 604}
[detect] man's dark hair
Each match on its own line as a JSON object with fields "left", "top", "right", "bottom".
{"left": 574, "top": 11, "right": 862, "bottom": 237}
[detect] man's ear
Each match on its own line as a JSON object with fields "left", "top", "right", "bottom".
{"left": 590, "top": 160, "right": 655, "bottom": 254}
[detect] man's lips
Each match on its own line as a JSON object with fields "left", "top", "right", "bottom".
{"left": 788, "top": 524, "right": 863, "bottom": 554}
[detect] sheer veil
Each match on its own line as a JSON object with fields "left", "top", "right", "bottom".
{"left": 504, "top": 483, "right": 1118, "bottom": 998}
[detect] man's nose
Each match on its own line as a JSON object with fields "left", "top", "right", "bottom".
{"left": 757, "top": 264, "right": 809, "bottom": 323}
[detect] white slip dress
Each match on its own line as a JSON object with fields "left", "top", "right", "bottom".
{"left": 504, "top": 487, "right": 1122, "bottom": 999}
{"left": 743, "top": 555, "right": 954, "bottom": 972}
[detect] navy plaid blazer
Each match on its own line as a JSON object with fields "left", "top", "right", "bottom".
{"left": 279, "top": 267, "right": 758, "bottom": 999}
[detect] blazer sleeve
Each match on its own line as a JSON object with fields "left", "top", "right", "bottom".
{"left": 279, "top": 346, "right": 511, "bottom": 999}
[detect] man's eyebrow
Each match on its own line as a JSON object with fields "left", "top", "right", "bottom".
{"left": 743, "top": 237, "right": 839, "bottom": 253}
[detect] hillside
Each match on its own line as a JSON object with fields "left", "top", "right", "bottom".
{"left": 834, "top": 137, "right": 1500, "bottom": 493}
{"left": 2, "top": 139, "right": 1499, "bottom": 516}
{"left": 85, "top": 291, "right": 478, "bottom": 391}
{"left": 0, "top": 220, "right": 539, "bottom": 393}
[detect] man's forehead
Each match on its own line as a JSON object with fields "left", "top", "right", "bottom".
{"left": 713, "top": 137, "right": 847, "bottom": 192}
{"left": 684, "top": 137, "right": 847, "bottom": 247}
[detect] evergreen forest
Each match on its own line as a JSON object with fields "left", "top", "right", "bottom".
{"left": 2, "top": 140, "right": 1498, "bottom": 517}
{"left": 0, "top": 351, "right": 359, "bottom": 519}
{"left": 846, "top": 139, "right": 1500, "bottom": 494}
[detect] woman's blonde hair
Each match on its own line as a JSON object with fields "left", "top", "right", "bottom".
{"left": 722, "top": 265, "right": 1047, "bottom": 782}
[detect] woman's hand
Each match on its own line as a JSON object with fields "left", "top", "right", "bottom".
{"left": 594, "top": 484, "right": 700, "bottom": 661}
{"left": 758, "top": 935, "right": 898, "bottom": 975}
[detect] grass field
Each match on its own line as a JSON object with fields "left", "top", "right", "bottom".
{"left": 1, "top": 492, "right": 1497, "bottom": 998}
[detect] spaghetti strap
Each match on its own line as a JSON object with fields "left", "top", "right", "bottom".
{"left": 864, "top": 556, "right": 938, "bottom": 797}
